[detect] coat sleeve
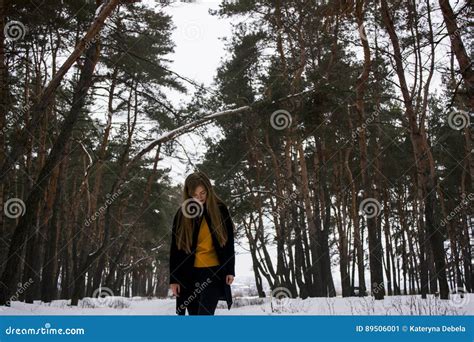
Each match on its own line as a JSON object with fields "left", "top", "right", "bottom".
{"left": 169, "top": 208, "right": 181, "bottom": 285}
{"left": 221, "top": 204, "right": 236, "bottom": 277}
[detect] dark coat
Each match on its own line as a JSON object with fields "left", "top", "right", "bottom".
{"left": 169, "top": 202, "right": 235, "bottom": 311}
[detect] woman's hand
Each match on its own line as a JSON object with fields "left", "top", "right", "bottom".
{"left": 226, "top": 275, "right": 234, "bottom": 285}
{"left": 170, "top": 283, "right": 180, "bottom": 297}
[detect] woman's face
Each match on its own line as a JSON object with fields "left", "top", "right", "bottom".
{"left": 192, "top": 185, "right": 207, "bottom": 204}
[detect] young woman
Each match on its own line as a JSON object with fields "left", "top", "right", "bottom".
{"left": 169, "top": 171, "right": 235, "bottom": 315}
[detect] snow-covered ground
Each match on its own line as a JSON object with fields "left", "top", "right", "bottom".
{"left": 1, "top": 294, "right": 472, "bottom": 316}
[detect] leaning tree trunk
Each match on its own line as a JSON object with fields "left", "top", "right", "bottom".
{"left": 0, "top": 34, "right": 101, "bottom": 305}
{"left": 438, "top": 0, "right": 473, "bottom": 108}
{"left": 380, "top": 0, "right": 449, "bottom": 299}
{"left": 0, "top": 0, "right": 120, "bottom": 185}
{"left": 440, "top": 0, "right": 474, "bottom": 292}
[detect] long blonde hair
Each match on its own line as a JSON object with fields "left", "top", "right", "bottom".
{"left": 176, "top": 171, "right": 228, "bottom": 253}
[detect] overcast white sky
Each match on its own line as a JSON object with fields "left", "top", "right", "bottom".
{"left": 85, "top": 0, "right": 257, "bottom": 282}
{"left": 161, "top": 1, "right": 233, "bottom": 106}
{"left": 158, "top": 0, "right": 233, "bottom": 183}
{"left": 154, "top": 0, "right": 258, "bottom": 281}
{"left": 136, "top": 0, "right": 458, "bottom": 287}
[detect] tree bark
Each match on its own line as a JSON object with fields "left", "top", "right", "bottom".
{"left": 0, "top": 36, "right": 101, "bottom": 305}
{"left": 0, "top": 0, "right": 120, "bottom": 183}
{"left": 438, "top": 0, "right": 473, "bottom": 108}
{"left": 380, "top": 0, "right": 449, "bottom": 299}
{"left": 355, "top": 0, "right": 385, "bottom": 299}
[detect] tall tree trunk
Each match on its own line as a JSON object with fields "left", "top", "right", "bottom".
{"left": 41, "top": 142, "right": 69, "bottom": 302}
{"left": 0, "top": 35, "right": 101, "bottom": 305}
{"left": 355, "top": 0, "right": 385, "bottom": 299}
{"left": 0, "top": 0, "right": 120, "bottom": 183}
{"left": 0, "top": 0, "right": 9, "bottom": 238}
{"left": 335, "top": 154, "right": 351, "bottom": 297}
{"left": 380, "top": 0, "right": 449, "bottom": 299}
{"left": 344, "top": 145, "right": 366, "bottom": 296}
{"left": 438, "top": 0, "right": 473, "bottom": 108}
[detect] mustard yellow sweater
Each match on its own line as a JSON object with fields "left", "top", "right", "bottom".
{"left": 194, "top": 216, "right": 220, "bottom": 267}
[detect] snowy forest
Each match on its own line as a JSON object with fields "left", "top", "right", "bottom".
{"left": 0, "top": 0, "right": 472, "bottom": 314}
